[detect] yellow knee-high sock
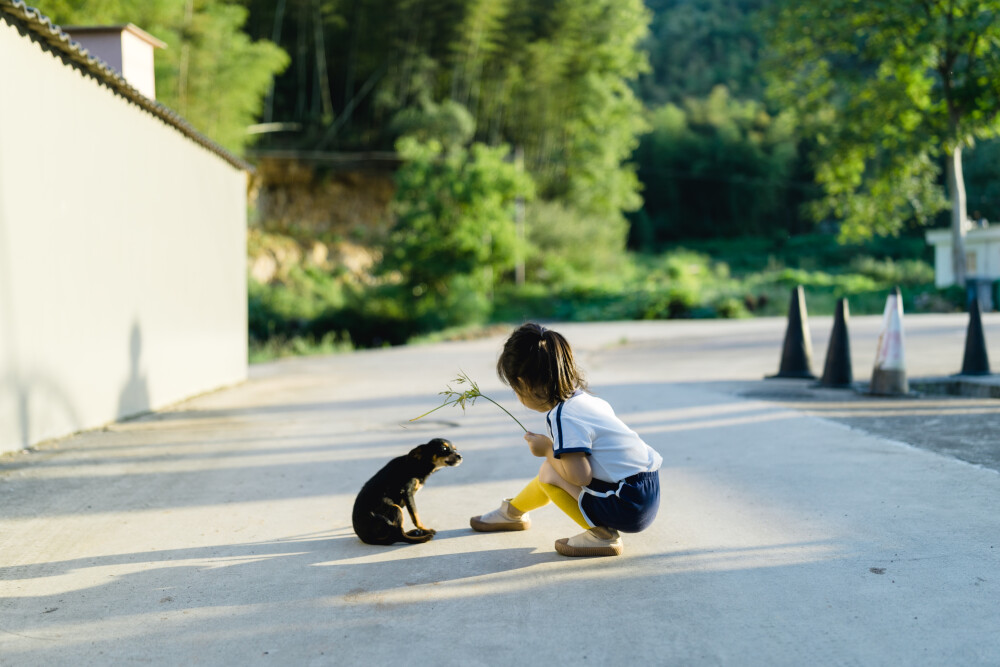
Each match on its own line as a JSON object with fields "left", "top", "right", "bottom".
{"left": 510, "top": 477, "right": 591, "bottom": 530}
{"left": 540, "top": 483, "right": 591, "bottom": 529}
{"left": 510, "top": 477, "right": 550, "bottom": 513}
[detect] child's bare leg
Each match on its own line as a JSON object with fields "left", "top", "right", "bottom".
{"left": 538, "top": 461, "right": 590, "bottom": 529}
{"left": 538, "top": 458, "right": 582, "bottom": 498}
{"left": 511, "top": 459, "right": 581, "bottom": 515}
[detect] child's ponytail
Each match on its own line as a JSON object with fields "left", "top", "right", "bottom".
{"left": 497, "top": 323, "right": 586, "bottom": 406}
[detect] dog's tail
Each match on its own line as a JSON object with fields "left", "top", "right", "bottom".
{"left": 401, "top": 528, "right": 434, "bottom": 544}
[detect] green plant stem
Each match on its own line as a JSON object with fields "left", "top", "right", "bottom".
{"left": 409, "top": 401, "right": 456, "bottom": 423}
{"left": 409, "top": 391, "right": 528, "bottom": 432}
{"left": 478, "top": 395, "right": 528, "bottom": 433}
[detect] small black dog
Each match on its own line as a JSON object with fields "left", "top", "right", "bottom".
{"left": 352, "top": 438, "right": 462, "bottom": 545}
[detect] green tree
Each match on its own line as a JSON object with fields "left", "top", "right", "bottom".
{"left": 632, "top": 86, "right": 802, "bottom": 246}
{"left": 524, "top": 200, "right": 632, "bottom": 288}
{"left": 638, "top": 0, "right": 766, "bottom": 106}
{"left": 35, "top": 0, "right": 288, "bottom": 153}
{"left": 502, "top": 0, "right": 651, "bottom": 218}
{"left": 382, "top": 136, "right": 534, "bottom": 329}
{"left": 389, "top": 98, "right": 475, "bottom": 150}
{"left": 764, "top": 0, "right": 1000, "bottom": 286}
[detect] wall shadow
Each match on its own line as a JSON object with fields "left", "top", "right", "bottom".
{"left": 116, "top": 320, "right": 150, "bottom": 420}
{"left": 0, "top": 371, "right": 82, "bottom": 455}
{"left": 0, "top": 158, "right": 82, "bottom": 453}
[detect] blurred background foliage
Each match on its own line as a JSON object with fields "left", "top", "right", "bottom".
{"left": 33, "top": 0, "right": 1000, "bottom": 359}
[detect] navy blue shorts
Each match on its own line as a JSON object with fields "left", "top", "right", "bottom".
{"left": 579, "top": 470, "right": 660, "bottom": 533}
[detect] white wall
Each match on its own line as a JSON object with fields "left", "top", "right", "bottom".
{"left": 0, "top": 18, "right": 248, "bottom": 453}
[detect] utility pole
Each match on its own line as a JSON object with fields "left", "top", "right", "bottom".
{"left": 514, "top": 145, "right": 525, "bottom": 287}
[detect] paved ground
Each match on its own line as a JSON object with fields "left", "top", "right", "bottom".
{"left": 1, "top": 313, "right": 999, "bottom": 665}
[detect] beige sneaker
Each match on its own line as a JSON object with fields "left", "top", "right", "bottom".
{"left": 470, "top": 499, "right": 531, "bottom": 532}
{"left": 554, "top": 527, "right": 623, "bottom": 557}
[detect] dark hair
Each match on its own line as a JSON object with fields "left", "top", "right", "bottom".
{"left": 496, "top": 323, "right": 586, "bottom": 406}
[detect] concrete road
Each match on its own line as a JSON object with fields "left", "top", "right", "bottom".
{"left": 2, "top": 314, "right": 999, "bottom": 665}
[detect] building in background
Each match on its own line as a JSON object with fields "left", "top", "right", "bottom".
{"left": 62, "top": 23, "right": 166, "bottom": 100}
{"left": 926, "top": 224, "right": 1000, "bottom": 309}
{"left": 0, "top": 1, "right": 249, "bottom": 454}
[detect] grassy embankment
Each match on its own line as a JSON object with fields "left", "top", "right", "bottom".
{"left": 248, "top": 231, "right": 958, "bottom": 363}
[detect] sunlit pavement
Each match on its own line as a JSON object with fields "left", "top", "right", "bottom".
{"left": 2, "top": 315, "right": 999, "bottom": 665}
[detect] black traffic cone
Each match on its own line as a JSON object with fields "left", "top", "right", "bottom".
{"left": 960, "top": 298, "right": 991, "bottom": 376}
{"left": 768, "top": 285, "right": 816, "bottom": 379}
{"left": 818, "top": 297, "right": 853, "bottom": 388}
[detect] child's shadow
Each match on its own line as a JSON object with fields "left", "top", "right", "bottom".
{"left": 335, "top": 548, "right": 558, "bottom": 592}
{"left": 335, "top": 528, "right": 563, "bottom": 588}
{"left": 419, "top": 527, "right": 481, "bottom": 541}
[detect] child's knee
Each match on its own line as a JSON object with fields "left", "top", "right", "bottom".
{"left": 538, "top": 460, "right": 557, "bottom": 484}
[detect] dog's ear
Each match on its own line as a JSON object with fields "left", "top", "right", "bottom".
{"left": 409, "top": 444, "right": 426, "bottom": 459}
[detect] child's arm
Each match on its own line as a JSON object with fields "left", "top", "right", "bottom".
{"left": 525, "top": 432, "right": 592, "bottom": 487}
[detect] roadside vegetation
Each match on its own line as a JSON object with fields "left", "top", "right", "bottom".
{"left": 248, "top": 230, "right": 958, "bottom": 361}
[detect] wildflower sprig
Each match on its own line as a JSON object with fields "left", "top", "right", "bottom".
{"left": 410, "top": 371, "right": 527, "bottom": 432}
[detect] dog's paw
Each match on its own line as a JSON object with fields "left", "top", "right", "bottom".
{"left": 406, "top": 528, "right": 436, "bottom": 537}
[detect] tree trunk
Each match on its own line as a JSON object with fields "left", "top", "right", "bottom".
{"left": 177, "top": 0, "right": 195, "bottom": 116}
{"left": 945, "top": 145, "right": 968, "bottom": 288}
{"left": 312, "top": 0, "right": 333, "bottom": 119}
{"left": 514, "top": 145, "right": 525, "bottom": 287}
{"left": 262, "top": 0, "right": 287, "bottom": 124}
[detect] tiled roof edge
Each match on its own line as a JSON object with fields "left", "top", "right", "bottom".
{"left": 0, "top": 0, "right": 252, "bottom": 173}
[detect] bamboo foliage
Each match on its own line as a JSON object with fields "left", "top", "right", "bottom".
{"left": 241, "top": 0, "right": 650, "bottom": 219}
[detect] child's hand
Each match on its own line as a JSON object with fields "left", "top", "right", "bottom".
{"left": 524, "top": 432, "right": 553, "bottom": 458}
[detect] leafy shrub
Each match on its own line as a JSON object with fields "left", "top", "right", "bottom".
{"left": 247, "top": 266, "right": 348, "bottom": 341}
{"left": 848, "top": 256, "right": 935, "bottom": 286}
{"left": 673, "top": 233, "right": 932, "bottom": 275}
{"left": 525, "top": 200, "right": 633, "bottom": 289}
{"left": 712, "top": 296, "right": 752, "bottom": 319}
{"left": 249, "top": 331, "right": 354, "bottom": 364}
{"left": 379, "top": 137, "right": 533, "bottom": 329}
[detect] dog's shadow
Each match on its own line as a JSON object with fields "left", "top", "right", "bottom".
{"left": 418, "top": 527, "right": 478, "bottom": 541}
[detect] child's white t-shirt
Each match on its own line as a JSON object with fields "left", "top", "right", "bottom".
{"left": 546, "top": 390, "right": 662, "bottom": 483}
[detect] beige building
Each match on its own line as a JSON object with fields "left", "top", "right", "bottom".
{"left": 0, "top": 1, "right": 249, "bottom": 454}
{"left": 926, "top": 226, "right": 1000, "bottom": 288}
